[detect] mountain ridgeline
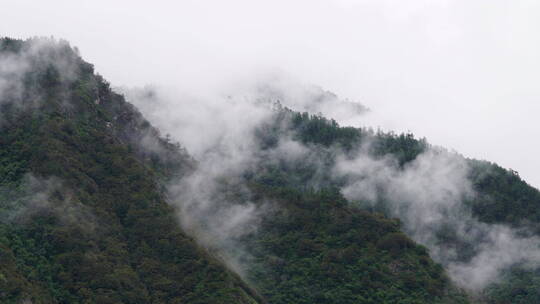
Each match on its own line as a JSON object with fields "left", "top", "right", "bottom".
{"left": 0, "top": 38, "right": 259, "bottom": 304}
{"left": 0, "top": 37, "right": 539, "bottom": 304}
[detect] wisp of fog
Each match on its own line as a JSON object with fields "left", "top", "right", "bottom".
{"left": 123, "top": 77, "right": 540, "bottom": 292}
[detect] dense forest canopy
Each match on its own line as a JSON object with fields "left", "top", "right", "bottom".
{"left": 0, "top": 37, "right": 539, "bottom": 304}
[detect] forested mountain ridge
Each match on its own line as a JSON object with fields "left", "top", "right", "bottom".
{"left": 253, "top": 108, "right": 540, "bottom": 303}
{"left": 0, "top": 37, "right": 261, "bottom": 304}
{"left": 1, "top": 37, "right": 539, "bottom": 304}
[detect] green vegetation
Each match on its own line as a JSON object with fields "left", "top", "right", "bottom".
{"left": 0, "top": 38, "right": 259, "bottom": 304}
{"left": 266, "top": 108, "right": 540, "bottom": 303}
{"left": 1, "top": 37, "right": 539, "bottom": 304}
{"left": 244, "top": 186, "right": 468, "bottom": 304}
{"left": 241, "top": 112, "right": 467, "bottom": 303}
{"left": 468, "top": 160, "right": 540, "bottom": 228}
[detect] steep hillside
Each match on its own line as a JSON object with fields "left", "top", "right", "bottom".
{"left": 129, "top": 88, "right": 540, "bottom": 303}
{"left": 261, "top": 109, "right": 540, "bottom": 303}
{"left": 0, "top": 38, "right": 260, "bottom": 304}
{"left": 2, "top": 37, "right": 539, "bottom": 304}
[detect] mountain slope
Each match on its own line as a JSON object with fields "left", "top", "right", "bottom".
{"left": 259, "top": 110, "right": 540, "bottom": 303}
{"left": 0, "top": 37, "right": 260, "bottom": 304}
{"left": 2, "top": 37, "right": 539, "bottom": 304}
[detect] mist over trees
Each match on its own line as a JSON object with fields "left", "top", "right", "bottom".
{"left": 1, "top": 37, "right": 540, "bottom": 304}
{"left": 125, "top": 75, "right": 540, "bottom": 302}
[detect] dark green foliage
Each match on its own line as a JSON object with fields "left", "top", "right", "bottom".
{"left": 238, "top": 161, "right": 468, "bottom": 303}
{"left": 285, "top": 109, "right": 428, "bottom": 165}
{"left": 2, "top": 36, "right": 539, "bottom": 304}
{"left": 243, "top": 187, "right": 467, "bottom": 304}
{"left": 290, "top": 111, "right": 362, "bottom": 149}
{"left": 0, "top": 38, "right": 258, "bottom": 304}
{"left": 239, "top": 110, "right": 469, "bottom": 302}
{"left": 468, "top": 160, "right": 540, "bottom": 229}
{"left": 274, "top": 104, "right": 540, "bottom": 304}
{"left": 466, "top": 161, "right": 540, "bottom": 303}
{"left": 483, "top": 267, "right": 540, "bottom": 304}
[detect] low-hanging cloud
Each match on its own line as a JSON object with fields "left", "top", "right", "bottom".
{"left": 334, "top": 145, "right": 540, "bottom": 290}
{"left": 0, "top": 174, "right": 98, "bottom": 233}
{"left": 123, "top": 85, "right": 277, "bottom": 277}
{"left": 122, "top": 72, "right": 540, "bottom": 292}
{"left": 122, "top": 79, "right": 356, "bottom": 278}
{"left": 232, "top": 73, "right": 369, "bottom": 127}
{"left": 0, "top": 37, "right": 85, "bottom": 124}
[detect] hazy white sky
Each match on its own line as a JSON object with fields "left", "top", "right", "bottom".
{"left": 2, "top": 0, "right": 540, "bottom": 187}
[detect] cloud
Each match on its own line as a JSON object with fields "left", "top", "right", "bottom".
{"left": 2, "top": 9, "right": 540, "bottom": 296}
{"left": 123, "top": 80, "right": 540, "bottom": 291}
{"left": 5, "top": 0, "right": 540, "bottom": 189}
{"left": 0, "top": 37, "right": 84, "bottom": 123}
{"left": 227, "top": 72, "right": 369, "bottom": 127}
{"left": 123, "top": 85, "right": 276, "bottom": 277}
{"left": 0, "top": 174, "right": 98, "bottom": 233}
{"left": 334, "top": 145, "right": 540, "bottom": 290}
{"left": 122, "top": 78, "right": 365, "bottom": 278}
{"left": 447, "top": 224, "right": 540, "bottom": 290}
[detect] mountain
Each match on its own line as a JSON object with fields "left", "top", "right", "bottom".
{"left": 0, "top": 38, "right": 261, "bottom": 304}
{"left": 255, "top": 111, "right": 540, "bottom": 304}
{"left": 0, "top": 37, "right": 539, "bottom": 304}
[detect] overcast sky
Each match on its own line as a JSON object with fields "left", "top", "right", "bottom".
{"left": 2, "top": 0, "right": 540, "bottom": 188}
